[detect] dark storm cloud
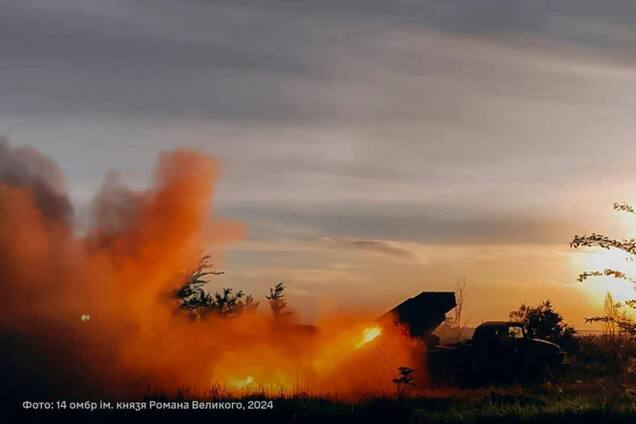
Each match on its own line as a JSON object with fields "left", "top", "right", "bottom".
{"left": 0, "top": 1, "right": 316, "bottom": 120}
{"left": 191, "top": 0, "right": 636, "bottom": 51}
{"left": 2, "top": 0, "right": 636, "bottom": 248}
{"left": 2, "top": 1, "right": 636, "bottom": 120}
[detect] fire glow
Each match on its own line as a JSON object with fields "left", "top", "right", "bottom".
{"left": 0, "top": 140, "right": 422, "bottom": 399}
{"left": 230, "top": 376, "right": 255, "bottom": 389}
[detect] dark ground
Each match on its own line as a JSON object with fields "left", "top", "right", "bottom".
{"left": 4, "top": 330, "right": 636, "bottom": 423}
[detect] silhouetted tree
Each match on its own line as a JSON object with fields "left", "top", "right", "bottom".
{"left": 205, "top": 287, "right": 257, "bottom": 318}
{"left": 510, "top": 300, "right": 577, "bottom": 351}
{"left": 602, "top": 292, "right": 620, "bottom": 338}
{"left": 266, "top": 282, "right": 291, "bottom": 320}
{"left": 571, "top": 202, "right": 636, "bottom": 338}
{"left": 438, "top": 278, "right": 468, "bottom": 342}
{"left": 175, "top": 255, "right": 223, "bottom": 311}
{"left": 175, "top": 255, "right": 257, "bottom": 318}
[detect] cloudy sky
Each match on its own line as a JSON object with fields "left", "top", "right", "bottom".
{"left": 3, "top": 0, "right": 636, "bottom": 326}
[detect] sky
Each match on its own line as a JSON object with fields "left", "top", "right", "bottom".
{"left": 2, "top": 0, "right": 636, "bottom": 327}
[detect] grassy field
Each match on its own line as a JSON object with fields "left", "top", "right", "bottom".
{"left": 175, "top": 383, "right": 636, "bottom": 423}
{"left": 7, "top": 335, "right": 636, "bottom": 423}
{"left": 306, "top": 392, "right": 636, "bottom": 424}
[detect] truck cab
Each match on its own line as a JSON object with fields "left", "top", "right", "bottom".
{"left": 430, "top": 321, "right": 567, "bottom": 384}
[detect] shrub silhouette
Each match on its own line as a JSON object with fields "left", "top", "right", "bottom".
{"left": 392, "top": 367, "right": 415, "bottom": 397}
{"left": 509, "top": 300, "right": 577, "bottom": 351}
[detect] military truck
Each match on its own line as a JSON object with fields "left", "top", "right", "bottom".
{"left": 383, "top": 292, "right": 567, "bottom": 384}
{"left": 428, "top": 321, "right": 567, "bottom": 384}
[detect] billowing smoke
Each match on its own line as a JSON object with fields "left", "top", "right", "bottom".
{"left": 0, "top": 137, "right": 72, "bottom": 223}
{"left": 0, "top": 137, "right": 421, "bottom": 401}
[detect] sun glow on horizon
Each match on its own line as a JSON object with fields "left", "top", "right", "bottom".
{"left": 571, "top": 247, "right": 636, "bottom": 305}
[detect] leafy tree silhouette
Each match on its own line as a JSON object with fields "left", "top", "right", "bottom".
{"left": 207, "top": 287, "right": 257, "bottom": 318}
{"left": 570, "top": 202, "right": 636, "bottom": 337}
{"left": 266, "top": 282, "right": 292, "bottom": 320}
{"left": 175, "top": 255, "right": 222, "bottom": 311}
{"left": 509, "top": 300, "right": 577, "bottom": 351}
{"left": 175, "top": 255, "right": 257, "bottom": 318}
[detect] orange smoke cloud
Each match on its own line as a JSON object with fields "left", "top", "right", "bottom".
{"left": 0, "top": 138, "right": 422, "bottom": 400}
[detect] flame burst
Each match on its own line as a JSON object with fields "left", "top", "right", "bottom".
{"left": 0, "top": 139, "right": 423, "bottom": 400}
{"left": 211, "top": 319, "right": 420, "bottom": 398}
{"left": 355, "top": 326, "right": 382, "bottom": 349}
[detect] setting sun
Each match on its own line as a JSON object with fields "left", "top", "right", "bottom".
{"left": 571, "top": 246, "right": 636, "bottom": 304}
